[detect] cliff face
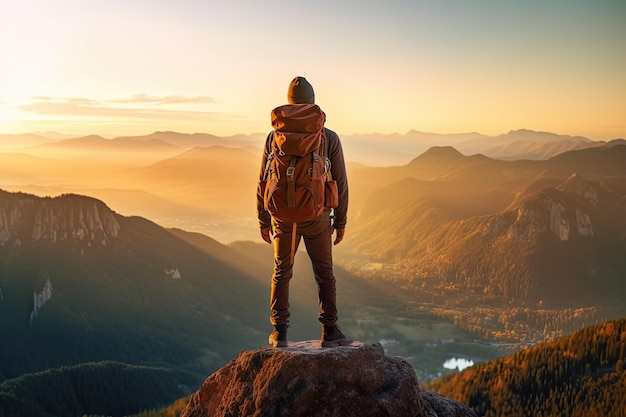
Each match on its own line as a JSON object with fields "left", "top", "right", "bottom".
{"left": 506, "top": 173, "right": 603, "bottom": 242}
{"left": 181, "top": 341, "right": 477, "bottom": 417}
{"left": 0, "top": 191, "right": 120, "bottom": 248}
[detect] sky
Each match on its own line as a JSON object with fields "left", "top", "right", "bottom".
{"left": 1, "top": 0, "right": 625, "bottom": 139}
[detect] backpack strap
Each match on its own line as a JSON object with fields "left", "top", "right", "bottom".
{"left": 286, "top": 156, "right": 297, "bottom": 207}
{"left": 322, "top": 128, "right": 331, "bottom": 179}
{"left": 262, "top": 133, "right": 276, "bottom": 182}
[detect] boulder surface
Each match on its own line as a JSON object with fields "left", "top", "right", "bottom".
{"left": 181, "top": 341, "right": 477, "bottom": 417}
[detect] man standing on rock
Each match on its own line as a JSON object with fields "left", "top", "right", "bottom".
{"left": 257, "top": 76, "right": 351, "bottom": 348}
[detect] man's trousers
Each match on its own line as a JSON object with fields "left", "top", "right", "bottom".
{"left": 269, "top": 218, "right": 337, "bottom": 327}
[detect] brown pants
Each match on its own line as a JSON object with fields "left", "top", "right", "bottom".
{"left": 270, "top": 218, "right": 337, "bottom": 327}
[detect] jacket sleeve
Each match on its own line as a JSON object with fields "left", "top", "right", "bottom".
{"left": 257, "top": 132, "right": 273, "bottom": 229}
{"left": 327, "top": 129, "right": 348, "bottom": 229}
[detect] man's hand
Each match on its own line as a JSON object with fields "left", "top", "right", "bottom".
{"left": 261, "top": 226, "right": 273, "bottom": 244}
{"left": 333, "top": 227, "right": 345, "bottom": 245}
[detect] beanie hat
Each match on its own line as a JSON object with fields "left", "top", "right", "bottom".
{"left": 287, "top": 76, "right": 315, "bottom": 104}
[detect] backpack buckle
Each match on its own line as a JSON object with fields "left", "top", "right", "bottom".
{"left": 286, "top": 166, "right": 295, "bottom": 177}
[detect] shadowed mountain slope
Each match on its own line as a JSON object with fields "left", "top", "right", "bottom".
{"left": 0, "top": 190, "right": 272, "bottom": 384}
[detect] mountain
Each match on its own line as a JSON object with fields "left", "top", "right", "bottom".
{"left": 0, "top": 190, "right": 274, "bottom": 393}
{"left": 339, "top": 129, "right": 606, "bottom": 166}
{"left": 457, "top": 129, "right": 600, "bottom": 160}
{"left": 126, "top": 145, "right": 262, "bottom": 218}
{"left": 113, "top": 131, "right": 266, "bottom": 149}
{"left": 31, "top": 135, "right": 183, "bottom": 164}
{"left": 345, "top": 143, "right": 626, "bottom": 280}
{"left": 0, "top": 133, "right": 59, "bottom": 150}
{"left": 545, "top": 141, "right": 626, "bottom": 177}
{"left": 424, "top": 318, "right": 626, "bottom": 417}
{"left": 339, "top": 143, "right": 626, "bottom": 342}
{"left": 339, "top": 131, "right": 488, "bottom": 166}
{"left": 403, "top": 174, "right": 626, "bottom": 306}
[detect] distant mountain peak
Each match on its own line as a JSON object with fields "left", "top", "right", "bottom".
{"left": 506, "top": 128, "right": 537, "bottom": 135}
{"left": 607, "top": 138, "right": 626, "bottom": 146}
{"left": 406, "top": 146, "right": 466, "bottom": 168}
{"left": 63, "top": 134, "right": 108, "bottom": 144}
{"left": 419, "top": 146, "right": 465, "bottom": 159}
{"left": 406, "top": 129, "right": 482, "bottom": 137}
{"left": 499, "top": 129, "right": 592, "bottom": 143}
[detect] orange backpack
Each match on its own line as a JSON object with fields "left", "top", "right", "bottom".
{"left": 262, "top": 104, "right": 334, "bottom": 223}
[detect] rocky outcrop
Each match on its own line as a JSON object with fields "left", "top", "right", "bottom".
{"left": 181, "top": 341, "right": 477, "bottom": 417}
{"left": 0, "top": 190, "right": 120, "bottom": 247}
{"left": 503, "top": 175, "right": 603, "bottom": 242}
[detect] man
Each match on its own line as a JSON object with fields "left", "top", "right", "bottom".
{"left": 257, "top": 76, "right": 351, "bottom": 348}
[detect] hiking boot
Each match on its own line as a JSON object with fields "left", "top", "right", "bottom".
{"left": 321, "top": 325, "right": 352, "bottom": 347}
{"left": 269, "top": 324, "right": 287, "bottom": 348}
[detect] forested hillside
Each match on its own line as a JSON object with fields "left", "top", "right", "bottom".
{"left": 424, "top": 318, "right": 626, "bottom": 417}
{"left": 0, "top": 361, "right": 189, "bottom": 417}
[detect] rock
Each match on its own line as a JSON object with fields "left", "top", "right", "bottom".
{"left": 421, "top": 390, "right": 478, "bottom": 417}
{"left": 181, "top": 340, "right": 477, "bottom": 417}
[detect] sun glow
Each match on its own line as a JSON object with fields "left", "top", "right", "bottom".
{"left": 1, "top": 1, "right": 624, "bottom": 139}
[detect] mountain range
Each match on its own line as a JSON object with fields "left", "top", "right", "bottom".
{"left": 1, "top": 128, "right": 620, "bottom": 165}
{"left": 342, "top": 143, "right": 626, "bottom": 299}
{"left": 1, "top": 128, "right": 625, "bottom": 414}
{"left": 1, "top": 128, "right": 621, "bottom": 242}
{"left": 334, "top": 141, "right": 626, "bottom": 345}
{"left": 1, "top": 131, "right": 624, "bottom": 333}
{"left": 340, "top": 128, "right": 611, "bottom": 165}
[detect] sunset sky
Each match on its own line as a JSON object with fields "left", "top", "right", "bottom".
{"left": 1, "top": 0, "right": 625, "bottom": 140}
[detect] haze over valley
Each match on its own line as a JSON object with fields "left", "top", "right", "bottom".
{"left": 0, "top": 129, "right": 618, "bottom": 241}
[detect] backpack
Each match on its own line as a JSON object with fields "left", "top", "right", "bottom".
{"left": 262, "top": 104, "right": 332, "bottom": 223}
